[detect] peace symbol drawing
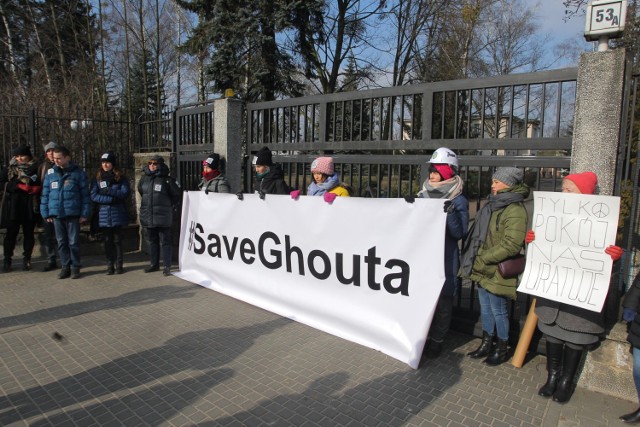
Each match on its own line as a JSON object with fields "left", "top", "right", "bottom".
{"left": 591, "top": 203, "right": 609, "bottom": 218}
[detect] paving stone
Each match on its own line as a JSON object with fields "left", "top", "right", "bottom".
{"left": 0, "top": 252, "right": 634, "bottom": 426}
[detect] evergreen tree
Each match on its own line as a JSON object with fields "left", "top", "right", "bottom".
{"left": 176, "top": 0, "right": 323, "bottom": 102}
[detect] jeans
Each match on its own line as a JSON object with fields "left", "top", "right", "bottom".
{"left": 54, "top": 218, "right": 81, "bottom": 269}
{"left": 634, "top": 347, "right": 640, "bottom": 402}
{"left": 477, "top": 287, "right": 509, "bottom": 341}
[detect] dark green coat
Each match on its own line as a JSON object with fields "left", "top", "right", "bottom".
{"left": 468, "top": 184, "right": 529, "bottom": 299}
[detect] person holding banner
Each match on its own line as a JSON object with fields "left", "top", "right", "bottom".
{"left": 293, "top": 156, "right": 350, "bottom": 203}
{"left": 417, "top": 148, "right": 468, "bottom": 359}
{"left": 459, "top": 167, "right": 529, "bottom": 366}
{"left": 527, "top": 171, "right": 623, "bottom": 403}
{"left": 138, "top": 155, "right": 182, "bottom": 276}
{"left": 621, "top": 272, "right": 640, "bottom": 423}
{"left": 252, "top": 147, "right": 290, "bottom": 196}
{"left": 198, "top": 153, "right": 230, "bottom": 194}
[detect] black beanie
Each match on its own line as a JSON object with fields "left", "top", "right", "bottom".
{"left": 203, "top": 153, "right": 220, "bottom": 169}
{"left": 150, "top": 154, "right": 165, "bottom": 164}
{"left": 253, "top": 147, "right": 273, "bottom": 166}
{"left": 13, "top": 144, "right": 32, "bottom": 158}
{"left": 101, "top": 151, "right": 116, "bottom": 166}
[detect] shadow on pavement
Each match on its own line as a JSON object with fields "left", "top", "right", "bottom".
{"left": 0, "top": 318, "right": 291, "bottom": 425}
{"left": 0, "top": 285, "right": 196, "bottom": 330}
{"left": 201, "top": 352, "right": 464, "bottom": 426}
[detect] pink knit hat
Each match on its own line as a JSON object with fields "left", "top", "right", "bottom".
{"left": 564, "top": 172, "right": 598, "bottom": 195}
{"left": 311, "top": 157, "right": 334, "bottom": 175}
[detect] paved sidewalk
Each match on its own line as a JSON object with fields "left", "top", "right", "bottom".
{"left": 0, "top": 253, "right": 635, "bottom": 426}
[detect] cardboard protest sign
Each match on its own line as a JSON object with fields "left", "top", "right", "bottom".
{"left": 518, "top": 191, "right": 620, "bottom": 312}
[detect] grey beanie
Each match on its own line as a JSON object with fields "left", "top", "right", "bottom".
{"left": 44, "top": 141, "right": 59, "bottom": 152}
{"left": 492, "top": 167, "right": 523, "bottom": 187}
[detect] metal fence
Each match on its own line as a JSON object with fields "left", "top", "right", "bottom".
{"left": 244, "top": 68, "right": 585, "bottom": 338}
{"left": 0, "top": 108, "right": 137, "bottom": 174}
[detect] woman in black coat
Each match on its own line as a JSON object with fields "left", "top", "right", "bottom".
{"left": 138, "top": 155, "right": 182, "bottom": 276}
{"left": 621, "top": 272, "right": 640, "bottom": 423}
{"left": 0, "top": 145, "right": 41, "bottom": 272}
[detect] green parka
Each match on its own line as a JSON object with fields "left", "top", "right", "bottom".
{"left": 468, "top": 184, "right": 529, "bottom": 299}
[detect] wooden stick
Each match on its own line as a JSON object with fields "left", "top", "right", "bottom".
{"left": 511, "top": 299, "right": 538, "bottom": 368}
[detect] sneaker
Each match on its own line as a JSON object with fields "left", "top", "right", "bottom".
{"left": 58, "top": 268, "right": 71, "bottom": 279}
{"left": 144, "top": 266, "right": 159, "bottom": 273}
{"left": 163, "top": 268, "right": 171, "bottom": 277}
{"left": 71, "top": 269, "right": 81, "bottom": 279}
{"left": 43, "top": 262, "right": 57, "bottom": 272}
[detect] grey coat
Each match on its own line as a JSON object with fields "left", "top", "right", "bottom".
{"left": 198, "top": 175, "right": 230, "bottom": 194}
{"left": 535, "top": 298, "right": 604, "bottom": 345}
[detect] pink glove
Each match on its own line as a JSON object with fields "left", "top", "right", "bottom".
{"left": 323, "top": 192, "right": 337, "bottom": 203}
{"left": 605, "top": 245, "right": 623, "bottom": 261}
{"left": 290, "top": 190, "right": 301, "bottom": 200}
{"left": 525, "top": 230, "right": 535, "bottom": 244}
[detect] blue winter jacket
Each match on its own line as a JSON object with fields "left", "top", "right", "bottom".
{"left": 40, "top": 162, "right": 91, "bottom": 219}
{"left": 90, "top": 175, "right": 130, "bottom": 228}
{"left": 442, "top": 194, "right": 469, "bottom": 297}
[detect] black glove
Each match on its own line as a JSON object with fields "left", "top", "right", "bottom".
{"left": 443, "top": 200, "right": 454, "bottom": 213}
{"left": 236, "top": 192, "right": 244, "bottom": 201}
{"left": 100, "top": 187, "right": 109, "bottom": 195}
{"left": 258, "top": 191, "right": 266, "bottom": 200}
{"left": 204, "top": 189, "right": 209, "bottom": 195}
{"left": 404, "top": 195, "right": 415, "bottom": 203}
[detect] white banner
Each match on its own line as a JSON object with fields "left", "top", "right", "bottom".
{"left": 517, "top": 191, "right": 620, "bottom": 312}
{"left": 176, "top": 192, "right": 448, "bottom": 368}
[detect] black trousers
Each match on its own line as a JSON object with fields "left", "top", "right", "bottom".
{"left": 146, "top": 227, "right": 172, "bottom": 268}
{"left": 102, "top": 226, "right": 123, "bottom": 266}
{"left": 3, "top": 219, "right": 36, "bottom": 260}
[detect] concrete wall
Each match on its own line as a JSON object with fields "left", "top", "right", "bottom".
{"left": 570, "top": 48, "right": 635, "bottom": 401}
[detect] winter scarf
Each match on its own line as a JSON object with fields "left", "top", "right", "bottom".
{"left": 418, "top": 175, "right": 463, "bottom": 200}
{"left": 203, "top": 168, "right": 221, "bottom": 181}
{"left": 459, "top": 190, "right": 525, "bottom": 277}
{"left": 308, "top": 173, "right": 340, "bottom": 196}
{"left": 8, "top": 158, "right": 37, "bottom": 183}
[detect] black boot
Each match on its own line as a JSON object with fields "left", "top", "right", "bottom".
{"left": 22, "top": 257, "right": 31, "bottom": 271}
{"left": 58, "top": 267, "right": 71, "bottom": 279}
{"left": 2, "top": 258, "right": 11, "bottom": 273}
{"left": 145, "top": 265, "right": 159, "bottom": 273}
{"left": 620, "top": 407, "right": 640, "bottom": 423}
{"left": 43, "top": 260, "right": 57, "bottom": 272}
{"left": 553, "top": 347, "right": 583, "bottom": 403}
{"left": 468, "top": 332, "right": 493, "bottom": 359}
{"left": 115, "top": 237, "right": 124, "bottom": 274}
{"left": 106, "top": 264, "right": 115, "bottom": 275}
{"left": 484, "top": 339, "right": 509, "bottom": 366}
{"left": 538, "top": 341, "right": 563, "bottom": 397}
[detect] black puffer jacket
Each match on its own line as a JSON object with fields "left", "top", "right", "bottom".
{"left": 623, "top": 273, "right": 640, "bottom": 348}
{"left": 254, "top": 164, "right": 290, "bottom": 195}
{"left": 137, "top": 163, "right": 182, "bottom": 228}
